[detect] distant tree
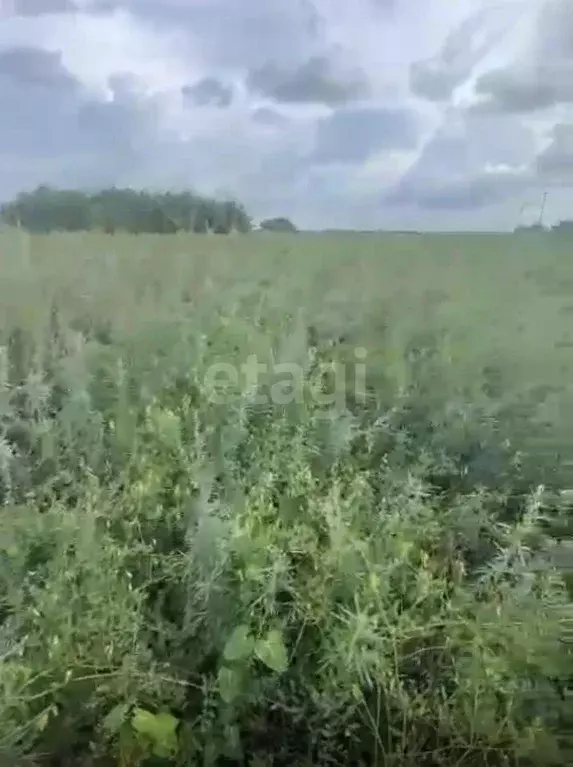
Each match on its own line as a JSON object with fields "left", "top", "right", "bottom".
{"left": 212, "top": 201, "right": 231, "bottom": 234}
{"left": 233, "top": 203, "right": 253, "bottom": 234}
{"left": 192, "top": 201, "right": 210, "bottom": 233}
{"left": 259, "top": 217, "right": 298, "bottom": 233}
{"left": 551, "top": 220, "right": 573, "bottom": 236}
{"left": 0, "top": 186, "right": 252, "bottom": 235}
{"left": 514, "top": 224, "right": 546, "bottom": 233}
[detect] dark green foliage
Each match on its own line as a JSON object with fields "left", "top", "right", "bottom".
{"left": 551, "top": 220, "right": 573, "bottom": 236}
{"left": 259, "top": 217, "right": 298, "bottom": 233}
{"left": 0, "top": 186, "right": 253, "bottom": 235}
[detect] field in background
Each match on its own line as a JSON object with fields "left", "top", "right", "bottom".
{"left": 0, "top": 229, "right": 571, "bottom": 766}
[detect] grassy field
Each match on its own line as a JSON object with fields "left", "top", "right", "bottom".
{"left": 0, "top": 228, "right": 571, "bottom": 766}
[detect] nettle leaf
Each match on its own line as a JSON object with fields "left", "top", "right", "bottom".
{"left": 254, "top": 629, "right": 289, "bottom": 673}
{"left": 223, "top": 624, "right": 255, "bottom": 663}
{"left": 218, "top": 665, "right": 246, "bottom": 704}
{"left": 102, "top": 702, "right": 131, "bottom": 736}
{"left": 131, "top": 708, "right": 179, "bottom": 758}
{"left": 35, "top": 709, "right": 51, "bottom": 733}
{"left": 223, "top": 723, "right": 243, "bottom": 761}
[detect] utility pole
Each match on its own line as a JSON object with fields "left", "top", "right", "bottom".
{"left": 538, "top": 191, "right": 547, "bottom": 228}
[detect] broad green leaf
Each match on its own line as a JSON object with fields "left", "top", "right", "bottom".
{"left": 254, "top": 629, "right": 288, "bottom": 673}
{"left": 223, "top": 624, "right": 255, "bottom": 663}
{"left": 130, "top": 707, "right": 155, "bottom": 737}
{"left": 217, "top": 665, "right": 245, "bottom": 704}
{"left": 223, "top": 723, "right": 243, "bottom": 761}
{"left": 131, "top": 708, "right": 179, "bottom": 758}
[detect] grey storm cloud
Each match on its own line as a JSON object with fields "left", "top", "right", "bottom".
{"left": 182, "top": 77, "right": 233, "bottom": 108}
{"left": 311, "top": 107, "right": 418, "bottom": 164}
{"left": 106, "top": 0, "right": 323, "bottom": 70}
{"left": 0, "top": 46, "right": 77, "bottom": 88}
{"left": 0, "top": 46, "right": 160, "bottom": 199}
{"left": 0, "top": 47, "right": 83, "bottom": 161}
{"left": 5, "top": 0, "right": 77, "bottom": 15}
{"left": 471, "top": 0, "right": 573, "bottom": 112}
{"left": 386, "top": 112, "right": 535, "bottom": 210}
{"left": 410, "top": 6, "right": 516, "bottom": 102}
{"left": 536, "top": 124, "right": 573, "bottom": 183}
{"left": 472, "top": 63, "right": 573, "bottom": 113}
{"left": 412, "top": 113, "right": 533, "bottom": 177}
{"left": 251, "top": 107, "right": 290, "bottom": 128}
{"left": 386, "top": 170, "right": 530, "bottom": 211}
{"left": 247, "top": 55, "right": 370, "bottom": 106}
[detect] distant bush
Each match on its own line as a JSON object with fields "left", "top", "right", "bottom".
{"left": 0, "top": 185, "right": 253, "bottom": 235}
{"left": 551, "top": 220, "right": 573, "bottom": 236}
{"left": 259, "top": 216, "right": 298, "bottom": 233}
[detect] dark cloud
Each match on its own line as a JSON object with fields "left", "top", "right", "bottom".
{"left": 0, "top": 48, "right": 159, "bottom": 199}
{"left": 536, "top": 124, "right": 573, "bottom": 183}
{"left": 0, "top": 48, "right": 83, "bottom": 163}
{"left": 251, "top": 107, "right": 289, "bottom": 127}
{"left": 79, "top": 0, "right": 121, "bottom": 12}
{"left": 536, "top": 0, "right": 573, "bottom": 59}
{"left": 410, "top": 60, "right": 461, "bottom": 103}
{"left": 247, "top": 55, "right": 369, "bottom": 106}
{"left": 472, "top": 64, "right": 573, "bottom": 113}
{"left": 463, "top": 113, "right": 537, "bottom": 167}
{"left": 74, "top": 75, "right": 158, "bottom": 158}
{"left": 386, "top": 170, "right": 529, "bottom": 210}
{"left": 5, "top": 0, "right": 77, "bottom": 15}
{"left": 108, "top": 0, "right": 322, "bottom": 70}
{"left": 0, "top": 49, "right": 79, "bottom": 164}
{"left": 182, "top": 77, "right": 233, "bottom": 107}
{"left": 408, "top": 113, "right": 533, "bottom": 177}
{"left": 386, "top": 112, "right": 535, "bottom": 210}
{"left": 470, "top": 0, "right": 573, "bottom": 112}
{"left": 410, "top": 6, "right": 516, "bottom": 102}
{"left": 311, "top": 107, "right": 418, "bottom": 164}
{"left": 370, "top": 0, "right": 399, "bottom": 10}
{"left": 0, "top": 46, "right": 77, "bottom": 89}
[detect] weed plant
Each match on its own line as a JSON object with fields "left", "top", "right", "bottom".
{"left": 0, "top": 230, "right": 571, "bottom": 766}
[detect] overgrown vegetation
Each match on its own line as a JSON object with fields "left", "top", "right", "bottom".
{"left": 0, "top": 186, "right": 252, "bottom": 234}
{"left": 0, "top": 229, "right": 571, "bottom": 766}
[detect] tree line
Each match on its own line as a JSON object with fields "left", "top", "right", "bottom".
{"left": 0, "top": 186, "right": 253, "bottom": 234}
{"left": 515, "top": 220, "right": 573, "bottom": 235}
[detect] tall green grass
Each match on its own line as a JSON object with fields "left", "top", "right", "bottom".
{"left": 0, "top": 229, "right": 571, "bottom": 766}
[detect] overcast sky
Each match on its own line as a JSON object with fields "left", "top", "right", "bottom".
{"left": 0, "top": 0, "right": 571, "bottom": 230}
